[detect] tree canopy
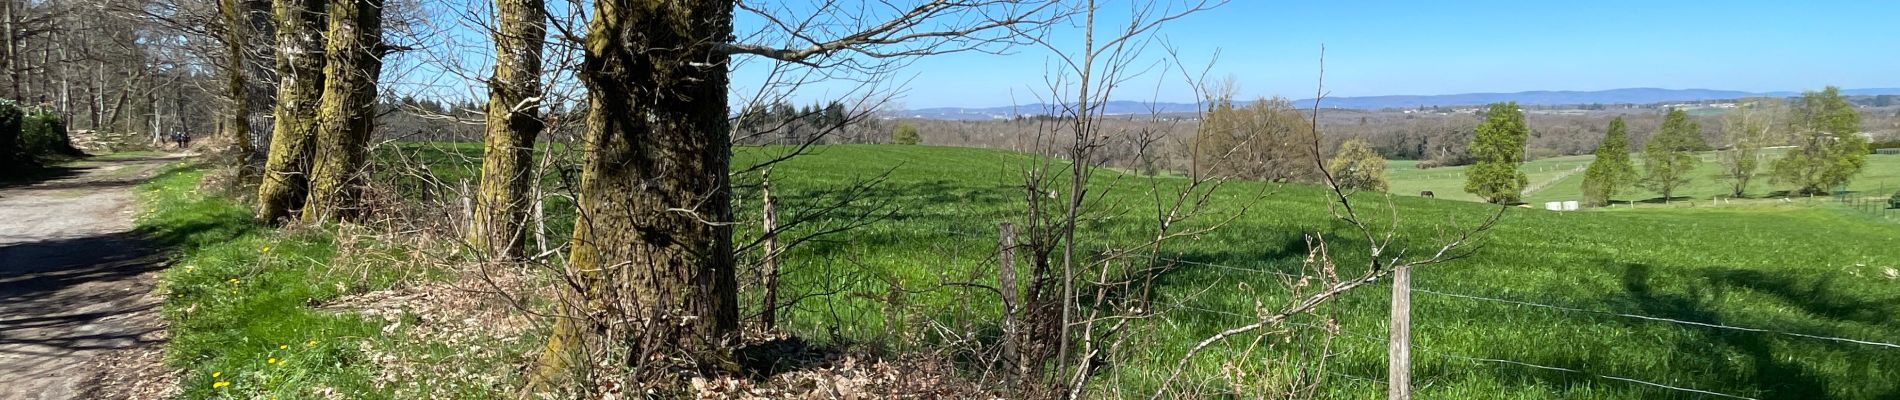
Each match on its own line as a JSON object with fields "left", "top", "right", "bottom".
{"left": 1581, "top": 116, "right": 1635, "bottom": 206}
{"left": 1463, "top": 102, "right": 1529, "bottom": 204}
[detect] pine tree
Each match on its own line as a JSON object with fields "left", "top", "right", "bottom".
{"left": 1463, "top": 102, "right": 1529, "bottom": 204}
{"left": 1642, "top": 108, "right": 1701, "bottom": 202}
{"left": 1581, "top": 116, "right": 1635, "bottom": 206}
{"left": 1772, "top": 86, "right": 1868, "bottom": 195}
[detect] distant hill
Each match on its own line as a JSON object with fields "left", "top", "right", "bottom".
{"left": 897, "top": 87, "right": 1900, "bottom": 119}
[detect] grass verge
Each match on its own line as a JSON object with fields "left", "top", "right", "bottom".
{"left": 136, "top": 164, "right": 410, "bottom": 399}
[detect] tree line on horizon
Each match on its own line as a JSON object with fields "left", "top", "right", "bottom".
{"left": 1456, "top": 86, "right": 1874, "bottom": 206}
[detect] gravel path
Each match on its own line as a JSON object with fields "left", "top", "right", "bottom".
{"left": 0, "top": 155, "right": 182, "bottom": 400}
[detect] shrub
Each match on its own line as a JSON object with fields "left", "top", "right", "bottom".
{"left": 20, "top": 110, "right": 79, "bottom": 158}
{"left": 1889, "top": 191, "right": 1900, "bottom": 209}
{"left": 0, "top": 100, "right": 21, "bottom": 167}
{"left": 892, "top": 123, "right": 920, "bottom": 145}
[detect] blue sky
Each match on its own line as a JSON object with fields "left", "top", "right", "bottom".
{"left": 739, "top": 1, "right": 1900, "bottom": 108}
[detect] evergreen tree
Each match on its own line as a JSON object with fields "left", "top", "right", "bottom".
{"left": 1463, "top": 102, "right": 1529, "bottom": 204}
{"left": 1580, "top": 116, "right": 1636, "bottom": 206}
{"left": 1772, "top": 86, "right": 1869, "bottom": 195}
{"left": 1642, "top": 108, "right": 1701, "bottom": 202}
{"left": 823, "top": 101, "right": 847, "bottom": 130}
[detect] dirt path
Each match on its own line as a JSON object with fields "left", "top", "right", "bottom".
{"left": 0, "top": 155, "right": 183, "bottom": 400}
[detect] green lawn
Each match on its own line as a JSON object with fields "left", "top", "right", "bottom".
{"left": 152, "top": 144, "right": 1900, "bottom": 398}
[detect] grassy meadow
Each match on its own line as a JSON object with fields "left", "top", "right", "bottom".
{"left": 1388, "top": 150, "right": 1900, "bottom": 208}
{"left": 140, "top": 144, "right": 1900, "bottom": 398}
{"left": 732, "top": 145, "right": 1900, "bottom": 399}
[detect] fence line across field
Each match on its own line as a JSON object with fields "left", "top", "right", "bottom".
{"left": 1166, "top": 303, "right": 1760, "bottom": 400}
{"left": 1153, "top": 257, "right": 1900, "bottom": 351}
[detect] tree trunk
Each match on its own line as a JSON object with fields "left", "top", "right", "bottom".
{"left": 256, "top": 0, "right": 327, "bottom": 222}
{"left": 299, "top": 0, "right": 381, "bottom": 223}
{"left": 470, "top": 0, "right": 546, "bottom": 258}
{"left": 3, "top": 0, "right": 19, "bottom": 100}
{"left": 218, "top": 0, "right": 256, "bottom": 160}
{"left": 759, "top": 169, "right": 780, "bottom": 330}
{"left": 529, "top": 0, "right": 737, "bottom": 388}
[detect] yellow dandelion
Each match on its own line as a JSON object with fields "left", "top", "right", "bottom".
{"left": 212, "top": 371, "right": 221, "bottom": 378}
{"left": 213, "top": 381, "right": 231, "bottom": 389}
{"left": 261, "top": 246, "right": 271, "bottom": 253}
{"left": 279, "top": 344, "right": 288, "bottom": 350}
{"left": 306, "top": 340, "right": 317, "bottom": 347}
{"left": 227, "top": 278, "right": 240, "bottom": 284}
{"left": 268, "top": 357, "right": 278, "bottom": 364}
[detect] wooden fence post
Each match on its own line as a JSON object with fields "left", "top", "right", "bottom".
{"left": 1389, "top": 264, "right": 1412, "bottom": 400}
{"left": 997, "top": 222, "right": 1021, "bottom": 377}
{"left": 760, "top": 169, "right": 782, "bottom": 330}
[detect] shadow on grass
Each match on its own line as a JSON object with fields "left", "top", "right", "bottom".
{"left": 1603, "top": 262, "right": 1868, "bottom": 399}
{"left": 1632, "top": 195, "right": 1698, "bottom": 204}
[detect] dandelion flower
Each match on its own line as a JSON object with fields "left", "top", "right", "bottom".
{"left": 306, "top": 340, "right": 317, "bottom": 347}
{"left": 213, "top": 381, "right": 231, "bottom": 389}
{"left": 228, "top": 278, "right": 240, "bottom": 284}
{"left": 268, "top": 357, "right": 278, "bottom": 364}
{"left": 279, "top": 344, "right": 288, "bottom": 350}
{"left": 212, "top": 371, "right": 221, "bottom": 378}
{"left": 261, "top": 246, "right": 271, "bottom": 253}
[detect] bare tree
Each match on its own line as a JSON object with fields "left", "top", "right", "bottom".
{"left": 468, "top": 0, "right": 544, "bottom": 258}
{"left": 256, "top": 0, "right": 325, "bottom": 222}
{"left": 301, "top": 0, "right": 383, "bottom": 222}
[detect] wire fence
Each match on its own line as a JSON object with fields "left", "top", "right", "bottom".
{"left": 910, "top": 226, "right": 1896, "bottom": 398}
{"left": 1155, "top": 257, "right": 1900, "bottom": 399}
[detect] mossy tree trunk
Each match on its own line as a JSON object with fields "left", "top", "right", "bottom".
{"left": 531, "top": 0, "right": 738, "bottom": 387}
{"left": 255, "top": 0, "right": 327, "bottom": 222}
{"left": 217, "top": 0, "right": 255, "bottom": 161}
{"left": 470, "top": 0, "right": 547, "bottom": 259}
{"left": 301, "top": 0, "right": 383, "bottom": 223}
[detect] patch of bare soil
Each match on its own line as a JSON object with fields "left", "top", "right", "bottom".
{"left": 0, "top": 154, "right": 183, "bottom": 400}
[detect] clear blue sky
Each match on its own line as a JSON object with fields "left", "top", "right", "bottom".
{"left": 748, "top": 0, "right": 1900, "bottom": 109}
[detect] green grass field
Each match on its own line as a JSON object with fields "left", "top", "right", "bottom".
{"left": 1388, "top": 150, "right": 1900, "bottom": 208}
{"left": 721, "top": 145, "right": 1900, "bottom": 399}
{"left": 144, "top": 144, "right": 1900, "bottom": 398}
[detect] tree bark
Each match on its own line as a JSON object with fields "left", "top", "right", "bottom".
{"left": 530, "top": 0, "right": 738, "bottom": 388}
{"left": 256, "top": 0, "right": 326, "bottom": 222}
{"left": 3, "top": 0, "right": 19, "bottom": 100}
{"left": 300, "top": 0, "right": 382, "bottom": 223}
{"left": 470, "top": 0, "right": 546, "bottom": 258}
{"left": 759, "top": 169, "right": 780, "bottom": 330}
{"left": 218, "top": 0, "right": 256, "bottom": 159}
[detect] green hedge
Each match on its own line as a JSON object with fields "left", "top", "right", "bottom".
{"left": 0, "top": 99, "right": 81, "bottom": 169}
{"left": 22, "top": 110, "right": 78, "bottom": 157}
{"left": 0, "top": 100, "right": 22, "bottom": 167}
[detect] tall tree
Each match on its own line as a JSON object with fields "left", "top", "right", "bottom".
{"left": 532, "top": 0, "right": 741, "bottom": 386}
{"left": 1463, "top": 102, "right": 1529, "bottom": 204}
{"left": 216, "top": 0, "right": 255, "bottom": 160}
{"left": 1580, "top": 116, "right": 1636, "bottom": 206}
{"left": 1642, "top": 108, "right": 1701, "bottom": 202}
{"left": 300, "top": 0, "right": 383, "bottom": 222}
{"left": 1716, "top": 100, "right": 1779, "bottom": 197}
{"left": 1772, "top": 86, "right": 1868, "bottom": 195}
{"left": 470, "top": 0, "right": 547, "bottom": 258}
{"left": 528, "top": 0, "right": 1053, "bottom": 390}
{"left": 256, "top": 0, "right": 327, "bottom": 222}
